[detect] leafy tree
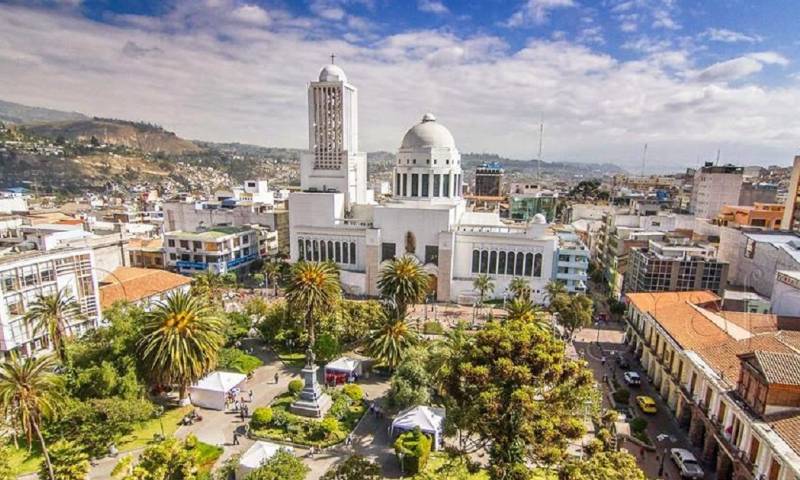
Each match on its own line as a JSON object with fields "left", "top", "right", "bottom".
{"left": 321, "top": 300, "right": 384, "bottom": 347}
{"left": 263, "top": 260, "right": 283, "bottom": 296}
{"left": 559, "top": 451, "right": 645, "bottom": 480}
{"left": 321, "top": 455, "right": 381, "bottom": 480}
{"left": 368, "top": 312, "right": 418, "bottom": 371}
{"left": 0, "top": 444, "right": 17, "bottom": 479}
{"left": 244, "top": 449, "right": 309, "bottom": 480}
{"left": 508, "top": 277, "right": 530, "bottom": 301}
{"left": 387, "top": 346, "right": 431, "bottom": 410}
{"left": 550, "top": 293, "right": 593, "bottom": 340}
{"left": 24, "top": 288, "right": 84, "bottom": 363}
{"left": 441, "top": 319, "right": 596, "bottom": 479}
{"left": 191, "top": 271, "right": 225, "bottom": 301}
{"left": 223, "top": 311, "right": 253, "bottom": 346}
{"left": 285, "top": 261, "right": 341, "bottom": 364}
{"left": 252, "top": 273, "right": 266, "bottom": 290}
{"left": 67, "top": 302, "right": 144, "bottom": 374}
{"left": 112, "top": 437, "right": 201, "bottom": 480}
{"left": 377, "top": 256, "right": 428, "bottom": 320}
{"left": 394, "top": 428, "right": 431, "bottom": 475}
{"left": 137, "top": 291, "right": 224, "bottom": 400}
{"left": 313, "top": 333, "right": 340, "bottom": 363}
{"left": 0, "top": 354, "right": 63, "bottom": 480}
{"left": 545, "top": 280, "right": 568, "bottom": 304}
{"left": 217, "top": 348, "right": 263, "bottom": 374}
{"left": 472, "top": 274, "right": 494, "bottom": 306}
{"left": 42, "top": 440, "right": 90, "bottom": 480}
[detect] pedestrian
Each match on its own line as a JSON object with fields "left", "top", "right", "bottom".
{"left": 244, "top": 405, "right": 249, "bottom": 417}
{"left": 249, "top": 389, "right": 254, "bottom": 402}
{"left": 240, "top": 408, "right": 245, "bottom": 421}
{"left": 601, "top": 356, "right": 606, "bottom": 366}
{"left": 233, "top": 432, "right": 240, "bottom": 445}
{"left": 274, "top": 372, "right": 279, "bottom": 384}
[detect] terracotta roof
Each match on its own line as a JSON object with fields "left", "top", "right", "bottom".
{"left": 718, "top": 312, "right": 800, "bottom": 335}
{"left": 625, "top": 291, "right": 730, "bottom": 350}
{"left": 695, "top": 333, "right": 795, "bottom": 386}
{"left": 99, "top": 267, "right": 191, "bottom": 310}
{"left": 765, "top": 411, "right": 800, "bottom": 459}
{"left": 128, "top": 237, "right": 163, "bottom": 252}
{"left": 749, "top": 351, "right": 800, "bottom": 386}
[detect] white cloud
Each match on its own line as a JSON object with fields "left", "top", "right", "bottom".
{"left": 418, "top": 0, "right": 448, "bottom": 15}
{"left": 504, "top": 0, "right": 576, "bottom": 28}
{"left": 230, "top": 4, "right": 270, "bottom": 26}
{"left": 0, "top": 2, "right": 798, "bottom": 169}
{"left": 310, "top": 0, "right": 346, "bottom": 20}
{"left": 703, "top": 28, "right": 762, "bottom": 44}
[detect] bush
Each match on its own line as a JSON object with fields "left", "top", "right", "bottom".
{"left": 271, "top": 410, "right": 289, "bottom": 429}
{"left": 422, "top": 321, "right": 444, "bottom": 335}
{"left": 320, "top": 416, "right": 341, "bottom": 437}
{"left": 185, "top": 433, "right": 198, "bottom": 449}
{"left": 630, "top": 417, "right": 647, "bottom": 434}
{"left": 328, "top": 395, "right": 352, "bottom": 421}
{"left": 612, "top": 388, "right": 630, "bottom": 404}
{"left": 342, "top": 384, "right": 364, "bottom": 402}
{"left": 251, "top": 407, "right": 274, "bottom": 430}
{"left": 218, "top": 348, "right": 263, "bottom": 374}
{"left": 288, "top": 379, "right": 304, "bottom": 395}
{"left": 393, "top": 428, "right": 432, "bottom": 475}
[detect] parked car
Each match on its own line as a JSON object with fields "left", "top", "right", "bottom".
{"left": 615, "top": 353, "right": 631, "bottom": 369}
{"left": 623, "top": 371, "right": 641, "bottom": 386}
{"left": 670, "top": 448, "right": 704, "bottom": 479}
{"left": 636, "top": 395, "right": 657, "bottom": 414}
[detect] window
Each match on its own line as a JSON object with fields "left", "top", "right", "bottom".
{"left": 193, "top": 241, "right": 202, "bottom": 250}
{"left": 382, "top": 243, "right": 396, "bottom": 262}
{"left": 402, "top": 173, "right": 408, "bottom": 196}
{"left": 179, "top": 240, "right": 189, "bottom": 249}
{"left": 298, "top": 239, "right": 305, "bottom": 260}
{"left": 7, "top": 296, "right": 23, "bottom": 316}
{"left": 421, "top": 174, "right": 429, "bottom": 197}
{"left": 472, "top": 250, "right": 480, "bottom": 273}
{"left": 443, "top": 174, "right": 450, "bottom": 197}
{"left": 534, "top": 253, "right": 543, "bottom": 277}
{"left": 434, "top": 174, "right": 441, "bottom": 197}
{"left": 327, "top": 241, "right": 334, "bottom": 260}
{"left": 489, "top": 251, "right": 498, "bottom": 274}
{"left": 515, "top": 253, "right": 524, "bottom": 275}
{"left": 243, "top": 235, "right": 250, "bottom": 244}
{"left": 335, "top": 242, "right": 342, "bottom": 262}
{"left": 194, "top": 255, "right": 205, "bottom": 263}
{"left": 169, "top": 253, "right": 177, "bottom": 260}
{"left": 524, "top": 253, "right": 533, "bottom": 276}
{"left": 312, "top": 240, "right": 319, "bottom": 261}
{"left": 498, "top": 251, "right": 506, "bottom": 274}
{"left": 425, "top": 246, "right": 438, "bottom": 265}
{"left": 40, "top": 268, "right": 54, "bottom": 282}
{"left": 320, "top": 241, "right": 327, "bottom": 261}
{"left": 343, "top": 242, "right": 349, "bottom": 263}
{"left": 305, "top": 240, "right": 312, "bottom": 259}
{"left": 506, "top": 252, "right": 516, "bottom": 275}
{"left": 168, "top": 239, "right": 175, "bottom": 247}
{"left": 480, "top": 250, "right": 489, "bottom": 273}
{"left": 396, "top": 173, "right": 401, "bottom": 195}
{"left": 559, "top": 254, "right": 570, "bottom": 262}
{"left": 411, "top": 174, "right": 419, "bottom": 197}
{"left": 181, "top": 253, "right": 191, "bottom": 261}
{"left": 349, "top": 242, "right": 356, "bottom": 264}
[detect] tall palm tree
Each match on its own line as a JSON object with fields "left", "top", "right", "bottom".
{"left": 263, "top": 261, "right": 282, "bottom": 297}
{"left": 368, "top": 310, "right": 418, "bottom": 371}
{"left": 472, "top": 274, "right": 494, "bottom": 306}
{"left": 0, "top": 354, "right": 63, "bottom": 480}
{"left": 284, "top": 261, "right": 341, "bottom": 363}
{"left": 137, "top": 291, "right": 224, "bottom": 400}
{"left": 24, "top": 288, "right": 84, "bottom": 363}
{"left": 545, "top": 280, "right": 568, "bottom": 304}
{"left": 377, "top": 256, "right": 428, "bottom": 321}
{"left": 505, "top": 297, "right": 549, "bottom": 330}
{"left": 508, "top": 277, "right": 530, "bottom": 301}
{"left": 191, "top": 271, "right": 224, "bottom": 300}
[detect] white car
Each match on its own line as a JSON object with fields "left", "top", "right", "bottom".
{"left": 623, "top": 371, "right": 641, "bottom": 386}
{"left": 670, "top": 448, "right": 704, "bottom": 479}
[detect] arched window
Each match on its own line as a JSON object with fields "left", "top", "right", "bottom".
{"left": 320, "top": 241, "right": 327, "bottom": 261}
{"left": 335, "top": 242, "right": 342, "bottom": 262}
{"left": 342, "top": 241, "right": 349, "bottom": 263}
{"left": 498, "top": 251, "right": 506, "bottom": 274}
{"left": 312, "top": 240, "right": 319, "bottom": 261}
{"left": 298, "top": 239, "right": 305, "bottom": 260}
{"left": 534, "top": 253, "right": 543, "bottom": 277}
{"left": 327, "top": 241, "right": 334, "bottom": 261}
{"left": 515, "top": 252, "right": 524, "bottom": 275}
{"left": 350, "top": 242, "right": 356, "bottom": 264}
{"left": 506, "top": 252, "right": 516, "bottom": 275}
{"left": 305, "top": 240, "right": 312, "bottom": 259}
{"left": 480, "top": 250, "right": 489, "bottom": 273}
{"left": 472, "top": 250, "right": 480, "bottom": 273}
{"left": 489, "top": 251, "right": 497, "bottom": 274}
{"left": 524, "top": 253, "right": 533, "bottom": 276}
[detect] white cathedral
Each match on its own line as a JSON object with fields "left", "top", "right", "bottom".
{"left": 288, "top": 63, "right": 561, "bottom": 304}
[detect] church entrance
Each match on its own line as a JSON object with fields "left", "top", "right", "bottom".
{"left": 427, "top": 274, "right": 438, "bottom": 302}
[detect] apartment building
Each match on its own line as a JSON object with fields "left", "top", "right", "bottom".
{"left": 782, "top": 156, "right": 800, "bottom": 232}
{"left": 0, "top": 248, "right": 100, "bottom": 358}
{"left": 127, "top": 237, "right": 165, "bottom": 269}
{"left": 717, "top": 204, "right": 785, "bottom": 230}
{"left": 164, "top": 226, "right": 260, "bottom": 275}
{"left": 473, "top": 162, "right": 503, "bottom": 197}
{"left": 625, "top": 291, "right": 800, "bottom": 480}
{"left": 555, "top": 231, "right": 589, "bottom": 293}
{"left": 691, "top": 163, "right": 745, "bottom": 219}
{"left": 625, "top": 239, "right": 729, "bottom": 296}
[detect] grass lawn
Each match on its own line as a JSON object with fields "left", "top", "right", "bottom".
{"left": 118, "top": 405, "right": 193, "bottom": 451}
{"left": 8, "top": 442, "right": 42, "bottom": 476}
{"left": 195, "top": 441, "right": 224, "bottom": 473}
{"left": 276, "top": 351, "right": 306, "bottom": 368}
{"left": 413, "top": 453, "right": 557, "bottom": 480}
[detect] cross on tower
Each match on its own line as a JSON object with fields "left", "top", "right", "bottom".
{"left": 330, "top": 53, "right": 336, "bottom": 64}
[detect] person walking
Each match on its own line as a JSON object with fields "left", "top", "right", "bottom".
{"left": 248, "top": 389, "right": 254, "bottom": 402}
{"left": 233, "top": 432, "right": 240, "bottom": 445}
{"left": 274, "top": 372, "right": 279, "bottom": 384}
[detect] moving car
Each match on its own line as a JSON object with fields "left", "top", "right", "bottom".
{"left": 623, "top": 371, "right": 641, "bottom": 386}
{"left": 636, "top": 395, "right": 657, "bottom": 414}
{"left": 615, "top": 353, "right": 630, "bottom": 369}
{"left": 670, "top": 448, "right": 704, "bottom": 479}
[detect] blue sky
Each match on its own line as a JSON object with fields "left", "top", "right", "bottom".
{"left": 1, "top": 0, "right": 799, "bottom": 171}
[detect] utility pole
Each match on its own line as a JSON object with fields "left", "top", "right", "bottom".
{"left": 640, "top": 143, "right": 648, "bottom": 177}
{"left": 537, "top": 120, "right": 544, "bottom": 183}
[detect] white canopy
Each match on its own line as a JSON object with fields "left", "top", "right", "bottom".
{"left": 324, "top": 357, "right": 363, "bottom": 376}
{"left": 236, "top": 441, "right": 293, "bottom": 480}
{"left": 188, "top": 371, "right": 247, "bottom": 410}
{"left": 390, "top": 405, "right": 446, "bottom": 450}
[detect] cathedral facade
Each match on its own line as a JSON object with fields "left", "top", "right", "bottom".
{"left": 288, "top": 64, "right": 558, "bottom": 304}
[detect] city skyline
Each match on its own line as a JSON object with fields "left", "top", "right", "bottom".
{"left": 1, "top": 0, "right": 799, "bottom": 171}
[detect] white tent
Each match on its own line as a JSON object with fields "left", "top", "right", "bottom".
{"left": 236, "top": 441, "right": 293, "bottom": 480}
{"left": 324, "top": 356, "right": 363, "bottom": 376}
{"left": 390, "top": 405, "right": 446, "bottom": 450}
{"left": 188, "top": 371, "right": 247, "bottom": 410}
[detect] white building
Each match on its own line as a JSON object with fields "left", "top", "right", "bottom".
{"left": 289, "top": 64, "right": 558, "bottom": 303}
{"left": 0, "top": 249, "right": 100, "bottom": 358}
{"left": 555, "top": 232, "right": 588, "bottom": 293}
{"left": 691, "top": 164, "right": 744, "bottom": 219}
{"left": 771, "top": 270, "right": 800, "bottom": 316}
{"left": 164, "top": 226, "right": 260, "bottom": 275}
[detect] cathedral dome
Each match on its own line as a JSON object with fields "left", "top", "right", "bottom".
{"left": 319, "top": 64, "right": 347, "bottom": 82}
{"left": 400, "top": 113, "right": 456, "bottom": 150}
{"left": 532, "top": 213, "right": 547, "bottom": 224}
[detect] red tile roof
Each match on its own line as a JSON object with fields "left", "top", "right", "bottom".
{"left": 99, "top": 267, "right": 191, "bottom": 310}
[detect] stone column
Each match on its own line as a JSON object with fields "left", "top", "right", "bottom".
{"left": 702, "top": 430, "right": 718, "bottom": 464}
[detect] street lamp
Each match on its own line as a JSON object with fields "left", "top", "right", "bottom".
{"left": 398, "top": 452, "right": 405, "bottom": 478}
{"left": 155, "top": 405, "right": 165, "bottom": 438}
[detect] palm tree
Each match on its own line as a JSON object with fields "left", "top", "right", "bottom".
{"left": 472, "top": 274, "right": 494, "bottom": 306}
{"left": 24, "top": 288, "right": 84, "bottom": 363}
{"left": 377, "top": 256, "right": 428, "bottom": 321}
{"left": 508, "top": 277, "right": 530, "bottom": 301}
{"left": 191, "top": 271, "right": 224, "bottom": 300}
{"left": 0, "top": 353, "right": 63, "bottom": 480}
{"left": 368, "top": 310, "right": 418, "bottom": 371}
{"left": 263, "top": 260, "right": 282, "bottom": 297}
{"left": 137, "top": 291, "right": 224, "bottom": 400}
{"left": 545, "top": 280, "right": 568, "bottom": 304}
{"left": 284, "top": 261, "right": 341, "bottom": 363}
{"left": 505, "top": 297, "right": 549, "bottom": 330}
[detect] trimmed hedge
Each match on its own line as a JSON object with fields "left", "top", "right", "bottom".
{"left": 251, "top": 407, "right": 273, "bottom": 430}
{"left": 342, "top": 384, "right": 364, "bottom": 402}
{"left": 394, "top": 428, "right": 432, "bottom": 475}
{"left": 288, "top": 379, "right": 304, "bottom": 395}
{"left": 422, "top": 321, "right": 445, "bottom": 335}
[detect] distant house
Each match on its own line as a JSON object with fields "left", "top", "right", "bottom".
{"left": 99, "top": 267, "right": 191, "bottom": 311}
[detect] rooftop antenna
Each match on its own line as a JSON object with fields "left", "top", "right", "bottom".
{"left": 640, "top": 143, "right": 648, "bottom": 177}
{"left": 715, "top": 149, "right": 721, "bottom": 166}
{"left": 537, "top": 119, "right": 544, "bottom": 184}
{"left": 330, "top": 52, "right": 336, "bottom": 64}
